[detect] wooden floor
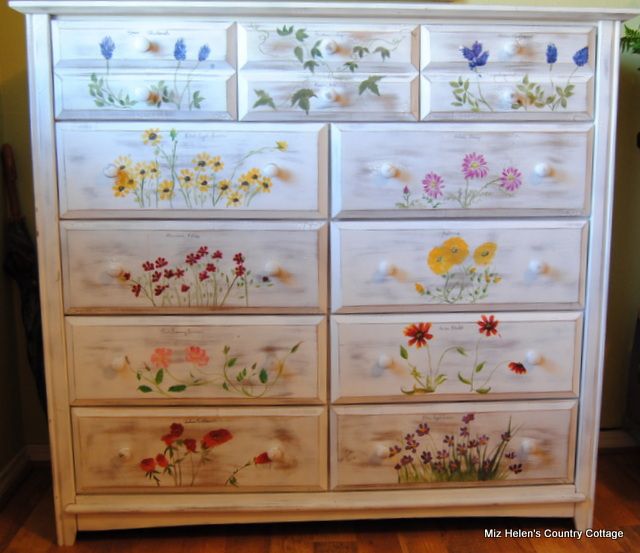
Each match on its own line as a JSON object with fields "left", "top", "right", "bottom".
{"left": 1, "top": 449, "right": 639, "bottom": 552}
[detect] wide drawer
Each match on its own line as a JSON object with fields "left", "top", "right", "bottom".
{"left": 332, "top": 123, "right": 592, "bottom": 217}
{"left": 57, "top": 122, "right": 328, "bottom": 218}
{"left": 331, "top": 220, "right": 587, "bottom": 312}
{"left": 72, "top": 407, "right": 327, "bottom": 492}
{"left": 421, "top": 25, "right": 595, "bottom": 120}
{"left": 238, "top": 22, "right": 419, "bottom": 121}
{"left": 331, "top": 400, "right": 577, "bottom": 490}
{"left": 52, "top": 19, "right": 235, "bottom": 119}
{"left": 66, "top": 315, "right": 326, "bottom": 404}
{"left": 60, "top": 221, "right": 327, "bottom": 313}
{"left": 331, "top": 312, "right": 582, "bottom": 403}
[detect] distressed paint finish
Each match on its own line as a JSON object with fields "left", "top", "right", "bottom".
{"left": 331, "top": 401, "right": 577, "bottom": 490}
{"left": 72, "top": 406, "right": 327, "bottom": 492}
{"left": 332, "top": 312, "right": 582, "bottom": 403}
{"left": 332, "top": 123, "right": 593, "bottom": 217}
{"left": 332, "top": 220, "right": 587, "bottom": 311}
{"left": 66, "top": 315, "right": 326, "bottom": 403}
{"left": 57, "top": 122, "right": 328, "bottom": 217}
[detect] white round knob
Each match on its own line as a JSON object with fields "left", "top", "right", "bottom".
{"left": 378, "top": 260, "right": 395, "bottom": 277}
{"left": 501, "top": 89, "right": 515, "bottom": 104}
{"left": 519, "top": 438, "right": 534, "bottom": 458}
{"left": 132, "top": 86, "right": 150, "bottom": 102}
{"left": 379, "top": 162, "right": 398, "bottom": 179}
{"left": 132, "top": 36, "right": 151, "bottom": 53}
{"left": 525, "top": 350, "right": 543, "bottom": 366}
{"left": 111, "top": 356, "right": 129, "bottom": 372}
{"left": 321, "top": 39, "right": 338, "bottom": 55}
{"left": 503, "top": 41, "right": 520, "bottom": 56}
{"left": 118, "top": 447, "right": 131, "bottom": 460}
{"left": 320, "top": 88, "right": 338, "bottom": 103}
{"left": 264, "top": 261, "right": 281, "bottom": 276}
{"left": 262, "top": 163, "right": 279, "bottom": 178}
{"left": 534, "top": 162, "right": 552, "bottom": 178}
{"left": 106, "top": 262, "right": 124, "bottom": 278}
{"left": 374, "top": 444, "right": 389, "bottom": 460}
{"left": 377, "top": 354, "right": 393, "bottom": 370}
{"left": 528, "top": 260, "right": 547, "bottom": 275}
{"left": 267, "top": 446, "right": 283, "bottom": 462}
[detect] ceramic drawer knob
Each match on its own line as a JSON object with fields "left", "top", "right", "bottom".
{"left": 525, "top": 350, "right": 543, "bottom": 366}
{"left": 106, "top": 261, "right": 124, "bottom": 278}
{"left": 500, "top": 89, "right": 515, "bottom": 104}
{"left": 528, "top": 259, "right": 548, "bottom": 275}
{"left": 377, "top": 260, "right": 395, "bottom": 277}
{"left": 262, "top": 163, "right": 280, "bottom": 178}
{"left": 379, "top": 162, "right": 398, "bottom": 179}
{"left": 376, "top": 354, "right": 393, "bottom": 370}
{"left": 534, "top": 162, "right": 553, "bottom": 178}
{"left": 320, "top": 87, "right": 339, "bottom": 103}
{"left": 267, "top": 446, "right": 284, "bottom": 462}
{"left": 132, "top": 86, "right": 150, "bottom": 103}
{"left": 264, "top": 261, "right": 281, "bottom": 277}
{"left": 111, "top": 356, "right": 129, "bottom": 372}
{"left": 518, "top": 438, "right": 535, "bottom": 459}
{"left": 502, "top": 40, "right": 521, "bottom": 56}
{"left": 118, "top": 447, "right": 132, "bottom": 461}
{"left": 321, "top": 39, "right": 339, "bottom": 55}
{"left": 374, "top": 443, "right": 390, "bottom": 460}
{"left": 132, "top": 36, "right": 152, "bottom": 53}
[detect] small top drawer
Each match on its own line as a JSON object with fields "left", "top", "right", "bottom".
{"left": 52, "top": 18, "right": 236, "bottom": 119}
{"left": 238, "top": 23, "right": 419, "bottom": 121}
{"left": 421, "top": 25, "right": 595, "bottom": 121}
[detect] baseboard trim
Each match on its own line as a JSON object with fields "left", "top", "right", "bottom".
{"left": 598, "top": 429, "right": 639, "bottom": 449}
{"left": 25, "top": 444, "right": 51, "bottom": 462}
{"left": 0, "top": 448, "right": 29, "bottom": 503}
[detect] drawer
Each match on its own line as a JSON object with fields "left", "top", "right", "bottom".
{"left": 72, "top": 406, "right": 327, "bottom": 492}
{"left": 238, "top": 21, "right": 418, "bottom": 121}
{"left": 52, "top": 19, "right": 235, "bottom": 119}
{"left": 330, "top": 400, "right": 576, "bottom": 490}
{"left": 421, "top": 25, "right": 595, "bottom": 120}
{"left": 332, "top": 123, "right": 592, "bottom": 217}
{"left": 57, "top": 122, "right": 328, "bottom": 218}
{"left": 60, "top": 221, "right": 327, "bottom": 313}
{"left": 331, "top": 220, "right": 587, "bottom": 312}
{"left": 66, "top": 315, "right": 326, "bottom": 404}
{"left": 331, "top": 312, "right": 582, "bottom": 403}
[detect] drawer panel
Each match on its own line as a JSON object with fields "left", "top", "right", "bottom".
{"left": 331, "top": 400, "right": 576, "bottom": 490}
{"left": 420, "top": 25, "right": 595, "bottom": 120}
{"left": 73, "top": 407, "right": 327, "bottom": 492}
{"left": 332, "top": 312, "right": 582, "bottom": 403}
{"left": 332, "top": 123, "right": 592, "bottom": 217}
{"left": 239, "top": 74, "right": 418, "bottom": 121}
{"left": 57, "top": 122, "right": 328, "bottom": 218}
{"left": 332, "top": 221, "right": 587, "bottom": 312}
{"left": 67, "top": 315, "right": 326, "bottom": 404}
{"left": 61, "top": 221, "right": 327, "bottom": 313}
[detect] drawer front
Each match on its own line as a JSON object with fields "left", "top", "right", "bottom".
{"left": 67, "top": 315, "right": 326, "bottom": 404}
{"left": 331, "top": 401, "right": 576, "bottom": 490}
{"left": 421, "top": 25, "right": 595, "bottom": 120}
{"left": 73, "top": 407, "right": 327, "bottom": 492}
{"left": 332, "top": 312, "right": 582, "bottom": 403}
{"left": 332, "top": 221, "right": 587, "bottom": 312}
{"left": 52, "top": 19, "right": 235, "bottom": 120}
{"left": 332, "top": 123, "right": 592, "bottom": 217}
{"left": 57, "top": 122, "right": 328, "bottom": 218}
{"left": 61, "top": 221, "right": 327, "bottom": 313}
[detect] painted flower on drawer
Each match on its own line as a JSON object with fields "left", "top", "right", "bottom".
{"left": 139, "top": 423, "right": 276, "bottom": 487}
{"left": 107, "top": 129, "right": 287, "bottom": 208}
{"left": 414, "top": 237, "right": 501, "bottom": 303}
{"left": 388, "top": 413, "right": 523, "bottom": 483}
{"left": 450, "top": 41, "right": 588, "bottom": 112}
{"left": 397, "top": 153, "right": 523, "bottom": 209}
{"left": 89, "top": 36, "right": 211, "bottom": 110}
{"left": 116, "top": 247, "right": 272, "bottom": 307}
{"left": 399, "top": 316, "right": 527, "bottom": 395}
{"left": 126, "top": 342, "right": 301, "bottom": 398}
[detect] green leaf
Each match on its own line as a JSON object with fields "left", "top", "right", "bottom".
{"left": 294, "top": 46, "right": 304, "bottom": 63}
{"left": 451, "top": 101, "right": 463, "bottom": 107}
{"left": 227, "top": 357, "right": 237, "bottom": 368}
{"left": 155, "top": 369, "right": 164, "bottom": 385}
{"left": 253, "top": 89, "right": 276, "bottom": 110}
{"left": 90, "top": 73, "right": 97, "bottom": 82}
{"left": 474, "top": 361, "right": 486, "bottom": 373}
{"left": 353, "top": 45, "right": 369, "bottom": 58}
{"left": 435, "top": 374, "right": 447, "bottom": 385}
{"left": 277, "top": 25, "right": 294, "bottom": 36}
{"left": 523, "top": 74, "right": 529, "bottom": 84}
{"left": 476, "top": 387, "right": 491, "bottom": 394}
{"left": 456, "top": 346, "right": 467, "bottom": 356}
{"left": 137, "top": 385, "right": 153, "bottom": 393}
{"left": 136, "top": 371, "right": 141, "bottom": 381}
{"left": 290, "top": 88, "right": 316, "bottom": 114}
{"left": 561, "top": 98, "right": 567, "bottom": 108}
{"left": 344, "top": 61, "right": 358, "bottom": 72}
{"left": 168, "top": 385, "right": 187, "bottom": 392}
{"left": 222, "top": 382, "right": 229, "bottom": 391}
{"left": 290, "top": 342, "right": 302, "bottom": 354}
{"left": 311, "top": 40, "right": 323, "bottom": 59}
{"left": 295, "top": 28, "right": 308, "bottom": 42}
{"left": 374, "top": 46, "right": 390, "bottom": 60}
{"left": 259, "top": 368, "right": 269, "bottom": 384}
{"left": 303, "top": 60, "right": 319, "bottom": 73}
{"left": 449, "top": 80, "right": 459, "bottom": 87}
{"left": 358, "top": 75, "right": 383, "bottom": 96}
{"left": 400, "top": 345, "right": 409, "bottom": 360}
{"left": 223, "top": 345, "right": 231, "bottom": 354}
{"left": 457, "top": 373, "right": 471, "bottom": 385}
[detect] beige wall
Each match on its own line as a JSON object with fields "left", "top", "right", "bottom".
{"left": 0, "top": 0, "right": 638, "bottom": 463}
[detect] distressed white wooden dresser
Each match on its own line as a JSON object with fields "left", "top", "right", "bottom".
{"left": 10, "top": 0, "right": 639, "bottom": 545}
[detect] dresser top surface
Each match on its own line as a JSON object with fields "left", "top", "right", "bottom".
{"left": 9, "top": 0, "right": 640, "bottom": 21}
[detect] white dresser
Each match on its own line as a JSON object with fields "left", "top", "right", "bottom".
{"left": 10, "top": 0, "right": 638, "bottom": 545}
